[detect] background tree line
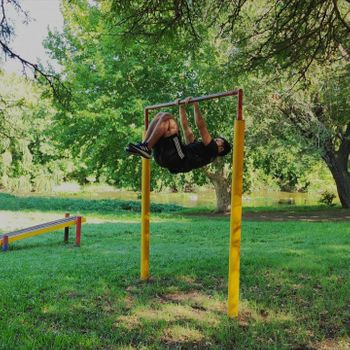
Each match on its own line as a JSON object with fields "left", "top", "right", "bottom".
{"left": 0, "top": 0, "right": 349, "bottom": 210}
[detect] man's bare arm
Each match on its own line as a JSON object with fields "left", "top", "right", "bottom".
{"left": 178, "top": 98, "right": 195, "bottom": 144}
{"left": 193, "top": 102, "right": 212, "bottom": 145}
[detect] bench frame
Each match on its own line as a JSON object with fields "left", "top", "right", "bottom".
{"left": 1, "top": 213, "right": 86, "bottom": 252}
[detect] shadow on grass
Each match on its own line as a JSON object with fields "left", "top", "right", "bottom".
{"left": 113, "top": 277, "right": 297, "bottom": 349}
{"left": 243, "top": 209, "right": 350, "bottom": 222}
{"left": 5, "top": 239, "right": 80, "bottom": 252}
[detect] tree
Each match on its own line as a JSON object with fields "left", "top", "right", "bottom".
{"left": 112, "top": 0, "right": 350, "bottom": 75}
{"left": 0, "top": 1, "right": 68, "bottom": 192}
{"left": 45, "top": 1, "right": 179, "bottom": 187}
{"left": 112, "top": 0, "right": 350, "bottom": 208}
{"left": 45, "top": 0, "right": 239, "bottom": 210}
{"left": 46, "top": 0, "right": 325, "bottom": 212}
{"left": 275, "top": 63, "right": 350, "bottom": 207}
{"left": 0, "top": 71, "right": 65, "bottom": 192}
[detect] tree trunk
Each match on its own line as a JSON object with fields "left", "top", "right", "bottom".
{"left": 280, "top": 101, "right": 350, "bottom": 209}
{"left": 203, "top": 167, "right": 231, "bottom": 213}
{"left": 323, "top": 149, "right": 350, "bottom": 208}
{"left": 212, "top": 175, "right": 231, "bottom": 213}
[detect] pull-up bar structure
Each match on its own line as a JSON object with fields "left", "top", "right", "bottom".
{"left": 141, "top": 89, "right": 245, "bottom": 318}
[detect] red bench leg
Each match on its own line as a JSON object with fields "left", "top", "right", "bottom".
{"left": 64, "top": 213, "right": 70, "bottom": 243}
{"left": 76, "top": 216, "right": 82, "bottom": 247}
{"left": 2, "top": 235, "right": 8, "bottom": 252}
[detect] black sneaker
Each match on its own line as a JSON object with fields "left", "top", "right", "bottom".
{"left": 125, "top": 143, "right": 140, "bottom": 155}
{"left": 127, "top": 142, "right": 152, "bottom": 159}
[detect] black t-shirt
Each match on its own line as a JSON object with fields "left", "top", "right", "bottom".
{"left": 169, "top": 139, "right": 218, "bottom": 173}
{"left": 153, "top": 134, "right": 218, "bottom": 173}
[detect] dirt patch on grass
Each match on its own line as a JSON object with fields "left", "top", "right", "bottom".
{"left": 243, "top": 209, "right": 350, "bottom": 222}
{"left": 162, "top": 291, "right": 226, "bottom": 314}
{"left": 115, "top": 315, "right": 140, "bottom": 330}
{"left": 115, "top": 290, "right": 223, "bottom": 335}
{"left": 161, "top": 325, "right": 206, "bottom": 347}
{"left": 311, "top": 338, "right": 350, "bottom": 350}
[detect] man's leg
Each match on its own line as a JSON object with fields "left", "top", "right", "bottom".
{"left": 126, "top": 113, "right": 165, "bottom": 156}
{"left": 143, "top": 112, "right": 164, "bottom": 141}
{"left": 142, "top": 112, "right": 174, "bottom": 141}
{"left": 145, "top": 116, "right": 178, "bottom": 148}
{"left": 127, "top": 115, "right": 178, "bottom": 158}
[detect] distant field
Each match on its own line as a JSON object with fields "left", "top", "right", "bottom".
{"left": 0, "top": 193, "right": 349, "bottom": 349}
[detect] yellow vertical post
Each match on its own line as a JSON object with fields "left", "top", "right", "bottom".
{"left": 141, "top": 110, "right": 151, "bottom": 280}
{"left": 228, "top": 89, "right": 245, "bottom": 317}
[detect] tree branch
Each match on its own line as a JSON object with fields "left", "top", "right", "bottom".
{"left": 0, "top": 0, "right": 6, "bottom": 28}
{"left": 0, "top": 39, "right": 62, "bottom": 96}
{"left": 0, "top": 0, "right": 67, "bottom": 98}
{"left": 332, "top": 0, "right": 350, "bottom": 35}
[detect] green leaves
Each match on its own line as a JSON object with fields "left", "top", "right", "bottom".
{"left": 0, "top": 71, "right": 67, "bottom": 192}
{"left": 41, "top": 0, "right": 349, "bottom": 207}
{"left": 46, "top": 0, "right": 234, "bottom": 190}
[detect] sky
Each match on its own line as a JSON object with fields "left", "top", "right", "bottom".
{"left": 2, "top": 0, "right": 64, "bottom": 74}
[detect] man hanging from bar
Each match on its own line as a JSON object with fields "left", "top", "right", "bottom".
{"left": 126, "top": 98, "right": 231, "bottom": 174}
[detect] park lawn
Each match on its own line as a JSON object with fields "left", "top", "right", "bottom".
{"left": 0, "top": 199, "right": 349, "bottom": 349}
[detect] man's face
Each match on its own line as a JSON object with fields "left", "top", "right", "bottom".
{"left": 214, "top": 138, "right": 225, "bottom": 154}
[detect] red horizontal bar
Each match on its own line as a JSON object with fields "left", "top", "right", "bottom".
{"left": 145, "top": 89, "right": 239, "bottom": 111}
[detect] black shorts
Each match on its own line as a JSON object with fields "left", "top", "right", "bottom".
{"left": 153, "top": 134, "right": 186, "bottom": 170}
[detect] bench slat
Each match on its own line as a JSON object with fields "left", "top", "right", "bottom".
{"left": 1, "top": 217, "right": 79, "bottom": 238}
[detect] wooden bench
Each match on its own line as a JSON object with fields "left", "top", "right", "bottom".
{"left": 0, "top": 213, "right": 86, "bottom": 252}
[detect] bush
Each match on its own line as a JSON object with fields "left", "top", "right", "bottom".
{"left": 319, "top": 190, "right": 336, "bottom": 207}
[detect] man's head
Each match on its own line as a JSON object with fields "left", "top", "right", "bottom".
{"left": 214, "top": 137, "right": 232, "bottom": 156}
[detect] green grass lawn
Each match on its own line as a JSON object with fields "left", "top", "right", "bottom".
{"left": 0, "top": 194, "right": 349, "bottom": 349}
